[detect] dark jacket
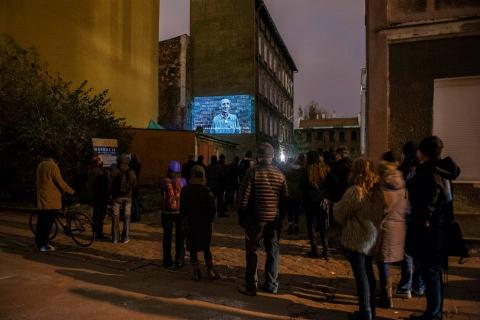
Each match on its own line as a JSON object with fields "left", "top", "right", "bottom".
{"left": 300, "top": 166, "right": 339, "bottom": 206}
{"left": 206, "top": 163, "right": 226, "bottom": 192}
{"left": 285, "top": 163, "right": 304, "bottom": 200}
{"left": 405, "top": 157, "right": 462, "bottom": 265}
{"left": 87, "top": 166, "right": 109, "bottom": 203}
{"left": 331, "top": 157, "right": 352, "bottom": 201}
{"left": 237, "top": 162, "right": 288, "bottom": 223}
{"left": 181, "top": 184, "right": 216, "bottom": 251}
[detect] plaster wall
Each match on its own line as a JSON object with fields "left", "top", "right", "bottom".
{"left": 0, "top": 0, "right": 159, "bottom": 128}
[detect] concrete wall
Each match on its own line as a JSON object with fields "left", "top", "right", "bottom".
{"left": 388, "top": 0, "right": 480, "bottom": 24}
{"left": 128, "top": 129, "right": 196, "bottom": 185}
{"left": 365, "top": 0, "right": 389, "bottom": 161}
{"left": 0, "top": 0, "right": 159, "bottom": 128}
{"left": 388, "top": 36, "right": 480, "bottom": 153}
{"left": 190, "top": 0, "right": 256, "bottom": 96}
{"left": 158, "top": 35, "right": 190, "bottom": 129}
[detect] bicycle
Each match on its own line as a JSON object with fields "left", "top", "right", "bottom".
{"left": 29, "top": 204, "right": 95, "bottom": 247}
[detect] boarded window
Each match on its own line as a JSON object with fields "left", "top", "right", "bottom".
{"left": 433, "top": 76, "right": 480, "bottom": 182}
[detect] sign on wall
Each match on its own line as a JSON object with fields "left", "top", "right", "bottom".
{"left": 92, "top": 138, "right": 118, "bottom": 168}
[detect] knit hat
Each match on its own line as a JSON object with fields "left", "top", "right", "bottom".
{"left": 257, "top": 143, "right": 274, "bottom": 158}
{"left": 419, "top": 136, "right": 443, "bottom": 159}
{"left": 168, "top": 160, "right": 181, "bottom": 174}
{"left": 189, "top": 165, "right": 206, "bottom": 185}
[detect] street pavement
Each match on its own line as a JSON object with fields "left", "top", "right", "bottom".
{"left": 0, "top": 209, "right": 479, "bottom": 320}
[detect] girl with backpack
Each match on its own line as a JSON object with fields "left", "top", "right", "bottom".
{"left": 161, "top": 160, "right": 187, "bottom": 268}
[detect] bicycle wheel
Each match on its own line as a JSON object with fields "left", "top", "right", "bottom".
{"left": 29, "top": 212, "right": 58, "bottom": 241}
{"left": 69, "top": 212, "right": 94, "bottom": 247}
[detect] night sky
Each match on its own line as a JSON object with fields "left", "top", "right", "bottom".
{"left": 159, "top": 0, "right": 365, "bottom": 118}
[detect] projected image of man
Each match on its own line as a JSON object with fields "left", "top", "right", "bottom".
{"left": 211, "top": 98, "right": 241, "bottom": 134}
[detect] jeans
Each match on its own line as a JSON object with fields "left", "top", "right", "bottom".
{"left": 377, "top": 261, "right": 391, "bottom": 293}
{"left": 398, "top": 254, "right": 426, "bottom": 293}
{"left": 35, "top": 210, "right": 57, "bottom": 248}
{"left": 92, "top": 201, "right": 107, "bottom": 238}
{"left": 162, "top": 213, "right": 185, "bottom": 266}
{"left": 111, "top": 198, "right": 131, "bottom": 243}
{"left": 213, "top": 188, "right": 226, "bottom": 216}
{"left": 244, "top": 219, "right": 280, "bottom": 292}
{"left": 348, "top": 251, "right": 376, "bottom": 316}
{"left": 305, "top": 202, "right": 328, "bottom": 255}
{"left": 287, "top": 199, "right": 301, "bottom": 226}
{"left": 418, "top": 263, "right": 444, "bottom": 320}
{"left": 131, "top": 188, "right": 141, "bottom": 222}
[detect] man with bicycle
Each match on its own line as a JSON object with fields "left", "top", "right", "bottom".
{"left": 36, "top": 146, "right": 75, "bottom": 252}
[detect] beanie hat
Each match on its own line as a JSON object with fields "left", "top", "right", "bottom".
{"left": 257, "top": 143, "right": 274, "bottom": 158}
{"left": 419, "top": 136, "right": 443, "bottom": 159}
{"left": 189, "top": 165, "right": 206, "bottom": 185}
{"left": 168, "top": 160, "right": 181, "bottom": 174}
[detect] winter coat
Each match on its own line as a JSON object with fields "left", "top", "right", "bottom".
{"left": 334, "top": 185, "right": 384, "bottom": 255}
{"left": 87, "top": 167, "right": 109, "bottom": 204}
{"left": 285, "top": 163, "right": 304, "bottom": 200}
{"left": 181, "top": 183, "right": 216, "bottom": 252}
{"left": 206, "top": 163, "right": 226, "bottom": 192}
{"left": 110, "top": 166, "right": 137, "bottom": 199}
{"left": 237, "top": 162, "right": 288, "bottom": 223}
{"left": 405, "top": 157, "right": 463, "bottom": 266}
{"left": 36, "top": 158, "right": 75, "bottom": 209}
{"left": 331, "top": 157, "right": 352, "bottom": 201}
{"left": 375, "top": 163, "right": 408, "bottom": 263}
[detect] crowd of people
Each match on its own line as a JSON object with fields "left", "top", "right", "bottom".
{"left": 34, "top": 135, "right": 468, "bottom": 320}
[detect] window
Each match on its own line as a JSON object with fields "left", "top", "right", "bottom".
{"left": 306, "top": 131, "right": 312, "bottom": 142}
{"left": 351, "top": 131, "right": 357, "bottom": 141}
{"left": 316, "top": 131, "right": 323, "bottom": 142}
{"left": 339, "top": 131, "right": 345, "bottom": 142}
{"left": 329, "top": 131, "right": 335, "bottom": 142}
{"left": 433, "top": 76, "right": 480, "bottom": 181}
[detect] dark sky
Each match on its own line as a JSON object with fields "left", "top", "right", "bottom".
{"left": 159, "top": 0, "right": 365, "bottom": 118}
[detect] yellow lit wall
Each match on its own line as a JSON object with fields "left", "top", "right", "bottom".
{"left": 0, "top": 0, "right": 159, "bottom": 128}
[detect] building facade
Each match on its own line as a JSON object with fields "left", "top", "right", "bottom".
{"left": 366, "top": 0, "right": 480, "bottom": 212}
{"left": 295, "top": 117, "right": 361, "bottom": 156}
{"left": 158, "top": 34, "right": 191, "bottom": 130}
{"left": 0, "top": 0, "right": 159, "bottom": 128}
{"left": 366, "top": 0, "right": 480, "bottom": 163}
{"left": 190, "top": 0, "right": 297, "bottom": 157}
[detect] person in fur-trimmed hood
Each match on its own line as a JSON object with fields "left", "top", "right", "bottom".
{"left": 334, "top": 158, "right": 384, "bottom": 320}
{"left": 375, "top": 151, "right": 409, "bottom": 309}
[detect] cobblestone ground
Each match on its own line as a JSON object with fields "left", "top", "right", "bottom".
{"left": 0, "top": 208, "right": 479, "bottom": 320}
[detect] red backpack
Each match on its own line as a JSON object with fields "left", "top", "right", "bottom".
{"left": 163, "top": 178, "right": 182, "bottom": 212}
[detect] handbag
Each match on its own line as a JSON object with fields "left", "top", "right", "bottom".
{"left": 341, "top": 214, "right": 377, "bottom": 255}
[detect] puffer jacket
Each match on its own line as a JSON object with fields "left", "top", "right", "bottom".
{"left": 237, "top": 161, "right": 288, "bottom": 222}
{"left": 334, "top": 185, "right": 384, "bottom": 255}
{"left": 36, "top": 158, "right": 75, "bottom": 209}
{"left": 375, "top": 163, "right": 408, "bottom": 263}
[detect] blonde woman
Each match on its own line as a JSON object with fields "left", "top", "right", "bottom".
{"left": 334, "top": 158, "right": 384, "bottom": 320}
{"left": 301, "top": 150, "right": 338, "bottom": 260}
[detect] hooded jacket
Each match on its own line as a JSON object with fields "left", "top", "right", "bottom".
{"left": 375, "top": 162, "right": 409, "bottom": 263}
{"left": 405, "top": 157, "right": 462, "bottom": 265}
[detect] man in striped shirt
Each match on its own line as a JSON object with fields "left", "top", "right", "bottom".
{"left": 237, "top": 143, "right": 288, "bottom": 296}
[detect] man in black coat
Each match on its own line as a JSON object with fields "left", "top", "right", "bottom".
{"left": 406, "top": 136, "right": 462, "bottom": 320}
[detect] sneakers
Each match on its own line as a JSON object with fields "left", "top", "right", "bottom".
{"left": 38, "top": 244, "right": 55, "bottom": 252}
{"left": 395, "top": 289, "right": 412, "bottom": 299}
{"left": 121, "top": 238, "right": 130, "bottom": 244}
{"left": 260, "top": 284, "right": 278, "bottom": 294}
